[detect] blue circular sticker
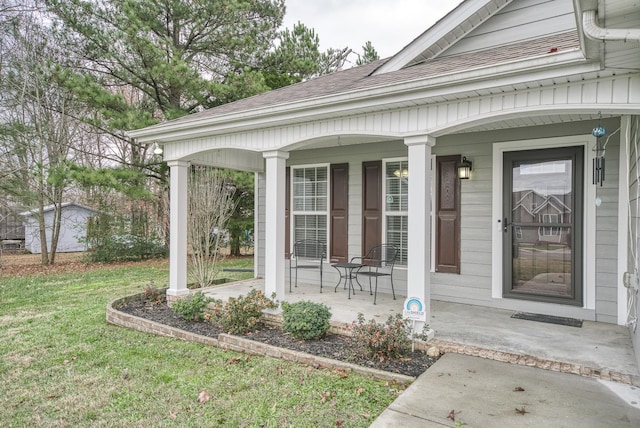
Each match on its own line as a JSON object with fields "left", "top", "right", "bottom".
{"left": 405, "top": 298, "right": 423, "bottom": 312}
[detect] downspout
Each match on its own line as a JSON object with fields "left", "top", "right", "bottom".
{"left": 582, "top": 9, "right": 640, "bottom": 42}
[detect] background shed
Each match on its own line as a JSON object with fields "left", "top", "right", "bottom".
{"left": 21, "top": 203, "right": 97, "bottom": 254}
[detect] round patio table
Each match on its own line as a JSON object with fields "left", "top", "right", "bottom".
{"left": 331, "top": 262, "right": 363, "bottom": 299}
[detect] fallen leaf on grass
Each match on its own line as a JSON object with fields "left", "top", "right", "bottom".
{"left": 228, "top": 357, "right": 242, "bottom": 364}
{"left": 335, "top": 420, "right": 345, "bottom": 427}
{"left": 361, "top": 412, "right": 371, "bottom": 418}
{"left": 513, "top": 386, "right": 525, "bottom": 392}
{"left": 355, "top": 387, "right": 365, "bottom": 396}
{"left": 168, "top": 411, "right": 177, "bottom": 420}
{"left": 515, "top": 406, "right": 529, "bottom": 415}
{"left": 320, "top": 391, "right": 331, "bottom": 403}
{"left": 197, "top": 390, "right": 210, "bottom": 404}
{"left": 332, "top": 368, "right": 349, "bottom": 379}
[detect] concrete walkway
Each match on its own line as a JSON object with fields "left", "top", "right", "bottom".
{"left": 371, "top": 353, "right": 640, "bottom": 427}
{"left": 201, "top": 280, "right": 640, "bottom": 426}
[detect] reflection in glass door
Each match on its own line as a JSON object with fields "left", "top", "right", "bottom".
{"left": 503, "top": 147, "right": 583, "bottom": 305}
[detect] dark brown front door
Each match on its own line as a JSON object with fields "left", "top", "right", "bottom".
{"left": 503, "top": 147, "right": 583, "bottom": 305}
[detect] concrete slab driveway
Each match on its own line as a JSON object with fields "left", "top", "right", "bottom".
{"left": 372, "top": 353, "right": 640, "bottom": 427}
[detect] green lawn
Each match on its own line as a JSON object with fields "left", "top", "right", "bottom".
{"left": 0, "top": 258, "right": 402, "bottom": 427}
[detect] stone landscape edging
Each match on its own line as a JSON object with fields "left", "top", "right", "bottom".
{"left": 106, "top": 293, "right": 415, "bottom": 385}
{"left": 107, "top": 293, "right": 640, "bottom": 387}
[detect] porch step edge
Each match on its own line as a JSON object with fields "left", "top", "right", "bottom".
{"left": 428, "top": 338, "right": 640, "bottom": 387}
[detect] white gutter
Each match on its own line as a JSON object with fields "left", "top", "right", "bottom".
{"left": 582, "top": 9, "right": 640, "bottom": 42}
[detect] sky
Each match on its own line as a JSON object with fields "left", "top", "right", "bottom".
{"left": 281, "top": 0, "right": 464, "bottom": 61}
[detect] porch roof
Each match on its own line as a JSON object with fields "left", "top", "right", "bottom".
{"left": 133, "top": 31, "right": 580, "bottom": 135}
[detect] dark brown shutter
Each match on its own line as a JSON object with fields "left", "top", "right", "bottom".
{"left": 330, "top": 163, "right": 349, "bottom": 262}
{"left": 285, "top": 167, "right": 291, "bottom": 259}
{"left": 435, "top": 155, "right": 461, "bottom": 273}
{"left": 362, "top": 160, "right": 382, "bottom": 256}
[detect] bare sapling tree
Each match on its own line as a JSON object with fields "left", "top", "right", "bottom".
{"left": 0, "top": 8, "right": 87, "bottom": 265}
{"left": 188, "top": 166, "right": 236, "bottom": 288}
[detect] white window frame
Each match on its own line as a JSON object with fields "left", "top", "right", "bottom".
{"left": 290, "top": 163, "right": 330, "bottom": 254}
{"left": 382, "top": 158, "right": 409, "bottom": 265}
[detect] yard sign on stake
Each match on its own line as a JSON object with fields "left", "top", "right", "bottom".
{"left": 403, "top": 297, "right": 426, "bottom": 352}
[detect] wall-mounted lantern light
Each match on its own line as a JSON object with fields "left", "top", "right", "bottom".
{"left": 457, "top": 156, "right": 472, "bottom": 179}
{"left": 152, "top": 142, "right": 163, "bottom": 155}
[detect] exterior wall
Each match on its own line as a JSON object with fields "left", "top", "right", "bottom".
{"left": 444, "top": 0, "right": 576, "bottom": 57}
{"left": 267, "top": 118, "right": 624, "bottom": 322}
{"left": 595, "top": 129, "right": 621, "bottom": 324}
{"left": 23, "top": 205, "right": 93, "bottom": 254}
{"left": 286, "top": 140, "right": 409, "bottom": 294}
{"left": 433, "top": 118, "right": 620, "bottom": 322}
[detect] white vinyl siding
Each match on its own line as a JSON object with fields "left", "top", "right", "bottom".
{"left": 443, "top": 0, "right": 575, "bottom": 57}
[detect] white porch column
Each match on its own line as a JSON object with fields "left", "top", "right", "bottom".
{"left": 405, "top": 135, "right": 436, "bottom": 324}
{"left": 263, "top": 151, "right": 289, "bottom": 299}
{"left": 167, "top": 160, "right": 190, "bottom": 301}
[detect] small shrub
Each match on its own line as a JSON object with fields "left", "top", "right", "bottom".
{"left": 211, "top": 289, "right": 278, "bottom": 334}
{"left": 87, "top": 234, "right": 167, "bottom": 263}
{"left": 350, "top": 312, "right": 412, "bottom": 361}
{"left": 143, "top": 281, "right": 164, "bottom": 304}
{"left": 281, "top": 301, "right": 332, "bottom": 340}
{"left": 171, "top": 292, "right": 213, "bottom": 321}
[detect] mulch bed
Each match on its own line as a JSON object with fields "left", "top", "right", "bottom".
{"left": 117, "top": 299, "right": 438, "bottom": 378}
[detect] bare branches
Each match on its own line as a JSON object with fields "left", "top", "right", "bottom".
{"left": 187, "top": 166, "right": 236, "bottom": 287}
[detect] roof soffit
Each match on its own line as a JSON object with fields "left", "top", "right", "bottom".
{"left": 373, "top": 0, "right": 513, "bottom": 75}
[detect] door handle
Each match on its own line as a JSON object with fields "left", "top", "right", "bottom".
{"left": 503, "top": 217, "right": 510, "bottom": 232}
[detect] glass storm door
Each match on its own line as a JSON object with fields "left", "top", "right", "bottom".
{"left": 503, "top": 147, "right": 583, "bottom": 306}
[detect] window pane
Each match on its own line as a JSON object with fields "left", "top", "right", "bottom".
{"left": 291, "top": 166, "right": 328, "bottom": 243}
{"left": 386, "top": 215, "right": 407, "bottom": 265}
{"left": 385, "top": 161, "right": 408, "bottom": 212}
{"left": 385, "top": 160, "right": 408, "bottom": 264}
{"left": 294, "top": 215, "right": 327, "bottom": 243}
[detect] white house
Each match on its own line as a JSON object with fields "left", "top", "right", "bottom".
{"left": 21, "top": 202, "right": 97, "bottom": 254}
{"left": 130, "top": 0, "right": 640, "bottom": 365}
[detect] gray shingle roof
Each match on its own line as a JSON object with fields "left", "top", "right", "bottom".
{"left": 148, "top": 31, "right": 580, "bottom": 128}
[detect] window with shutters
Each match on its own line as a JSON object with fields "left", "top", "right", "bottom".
{"left": 383, "top": 159, "right": 408, "bottom": 265}
{"left": 291, "top": 165, "right": 328, "bottom": 246}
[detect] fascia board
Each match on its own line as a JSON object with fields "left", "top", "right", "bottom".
{"left": 130, "top": 52, "right": 598, "bottom": 143}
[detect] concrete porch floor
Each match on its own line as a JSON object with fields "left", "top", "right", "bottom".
{"left": 201, "top": 279, "right": 639, "bottom": 379}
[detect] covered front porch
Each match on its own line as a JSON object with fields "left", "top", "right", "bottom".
{"left": 201, "top": 279, "right": 639, "bottom": 382}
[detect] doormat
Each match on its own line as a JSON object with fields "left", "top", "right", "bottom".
{"left": 511, "top": 312, "right": 583, "bottom": 328}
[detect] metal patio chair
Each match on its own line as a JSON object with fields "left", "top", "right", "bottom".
{"left": 351, "top": 244, "right": 398, "bottom": 304}
{"left": 289, "top": 239, "right": 326, "bottom": 292}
